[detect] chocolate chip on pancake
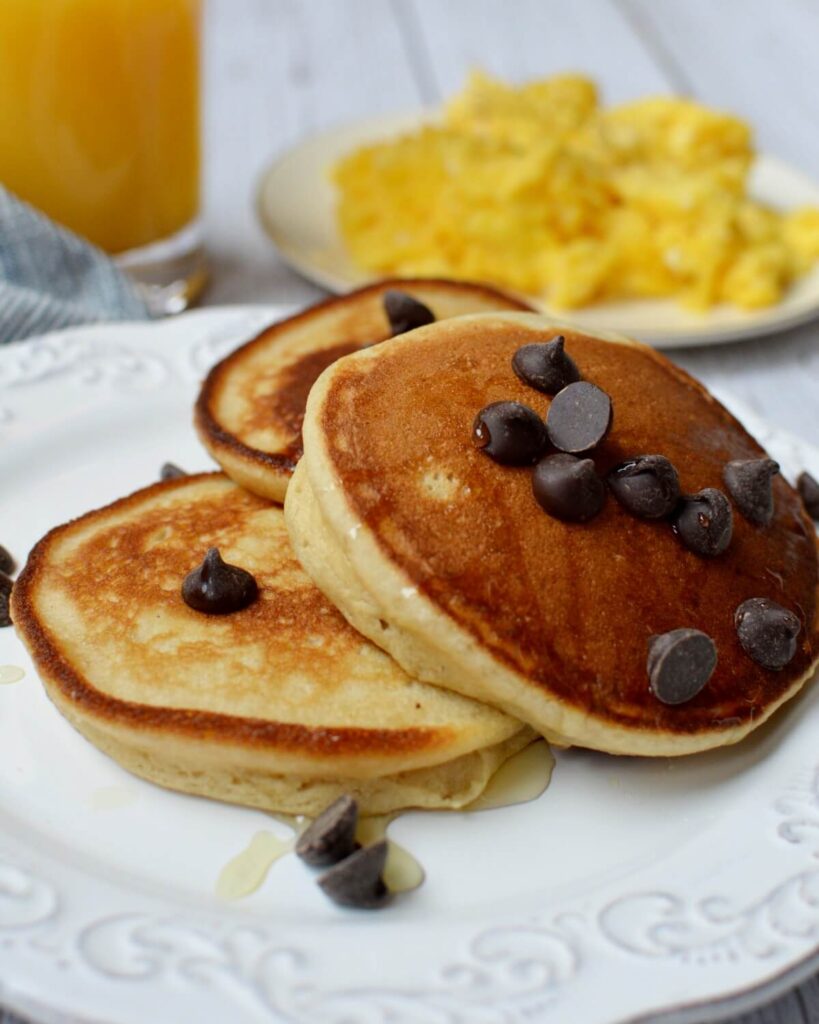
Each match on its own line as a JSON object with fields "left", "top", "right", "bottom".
{"left": 735, "top": 598, "right": 801, "bottom": 670}
{"left": 317, "top": 839, "right": 391, "bottom": 909}
{"left": 512, "top": 336, "right": 581, "bottom": 394}
{"left": 672, "top": 488, "right": 733, "bottom": 557}
{"left": 160, "top": 462, "right": 187, "bottom": 481}
{"left": 545, "top": 381, "right": 612, "bottom": 454}
{"left": 647, "top": 629, "right": 717, "bottom": 705}
{"left": 798, "top": 471, "right": 819, "bottom": 519}
{"left": 0, "top": 572, "right": 12, "bottom": 628}
{"left": 383, "top": 290, "right": 435, "bottom": 336}
{"left": 0, "top": 544, "right": 15, "bottom": 577}
{"left": 296, "top": 795, "right": 359, "bottom": 867}
{"left": 472, "top": 401, "right": 547, "bottom": 465}
{"left": 182, "top": 547, "right": 258, "bottom": 615}
{"left": 723, "top": 458, "right": 779, "bottom": 527}
{"left": 532, "top": 453, "right": 605, "bottom": 522}
{"left": 608, "top": 455, "right": 680, "bottom": 519}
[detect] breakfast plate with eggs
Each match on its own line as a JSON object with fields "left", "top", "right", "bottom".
{"left": 257, "top": 74, "right": 819, "bottom": 347}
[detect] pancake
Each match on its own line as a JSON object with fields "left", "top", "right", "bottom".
{"left": 11, "top": 473, "right": 532, "bottom": 815}
{"left": 289, "top": 312, "right": 819, "bottom": 756}
{"left": 195, "top": 278, "right": 532, "bottom": 502}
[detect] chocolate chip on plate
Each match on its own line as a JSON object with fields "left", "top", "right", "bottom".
{"left": 160, "top": 462, "right": 187, "bottom": 481}
{"left": 735, "top": 597, "right": 801, "bottom": 670}
{"left": 472, "top": 401, "right": 547, "bottom": 465}
{"left": 0, "top": 572, "right": 12, "bottom": 628}
{"left": 647, "top": 628, "right": 717, "bottom": 705}
{"left": 532, "top": 453, "right": 605, "bottom": 522}
{"left": 672, "top": 488, "right": 733, "bottom": 557}
{"left": 0, "top": 544, "right": 15, "bottom": 577}
{"left": 383, "top": 290, "right": 435, "bottom": 337}
{"left": 182, "top": 547, "right": 258, "bottom": 615}
{"left": 608, "top": 455, "right": 680, "bottom": 519}
{"left": 797, "top": 471, "right": 819, "bottom": 519}
{"left": 545, "top": 381, "right": 612, "bottom": 454}
{"left": 723, "top": 458, "right": 779, "bottom": 527}
{"left": 512, "top": 336, "right": 581, "bottom": 395}
{"left": 296, "top": 795, "right": 359, "bottom": 867}
{"left": 317, "top": 839, "right": 391, "bottom": 909}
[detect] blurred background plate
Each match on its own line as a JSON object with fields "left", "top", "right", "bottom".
{"left": 257, "top": 110, "right": 819, "bottom": 348}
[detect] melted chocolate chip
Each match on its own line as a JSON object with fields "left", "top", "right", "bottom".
{"left": 647, "top": 629, "right": 717, "bottom": 705}
{"left": 317, "top": 839, "right": 391, "bottom": 909}
{"left": 296, "top": 795, "right": 359, "bottom": 867}
{"left": 0, "top": 572, "right": 12, "bottom": 628}
{"left": 383, "top": 290, "right": 435, "bottom": 336}
{"left": 472, "top": 401, "right": 547, "bottom": 466}
{"left": 608, "top": 455, "right": 680, "bottom": 519}
{"left": 723, "top": 458, "right": 779, "bottom": 527}
{"left": 545, "top": 381, "right": 612, "bottom": 454}
{"left": 160, "top": 462, "right": 186, "bottom": 481}
{"left": 182, "top": 548, "right": 258, "bottom": 615}
{"left": 735, "top": 597, "right": 801, "bottom": 670}
{"left": 532, "top": 453, "right": 605, "bottom": 522}
{"left": 672, "top": 488, "right": 733, "bottom": 557}
{"left": 0, "top": 545, "right": 15, "bottom": 577}
{"left": 512, "top": 336, "right": 581, "bottom": 394}
{"left": 797, "top": 471, "right": 819, "bottom": 519}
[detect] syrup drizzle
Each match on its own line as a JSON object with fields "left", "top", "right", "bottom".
{"left": 215, "top": 741, "right": 554, "bottom": 899}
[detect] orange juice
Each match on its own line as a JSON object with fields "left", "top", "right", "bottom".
{"left": 0, "top": 0, "right": 200, "bottom": 254}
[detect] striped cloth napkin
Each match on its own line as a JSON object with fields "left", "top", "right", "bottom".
{"left": 0, "top": 185, "right": 152, "bottom": 344}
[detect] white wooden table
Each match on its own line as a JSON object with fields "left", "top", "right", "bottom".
{"left": 7, "top": 3, "right": 818, "bottom": 1022}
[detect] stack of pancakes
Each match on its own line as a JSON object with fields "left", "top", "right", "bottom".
{"left": 13, "top": 283, "right": 819, "bottom": 816}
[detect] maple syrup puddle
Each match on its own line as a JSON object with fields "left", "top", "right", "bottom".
{"left": 0, "top": 665, "right": 25, "bottom": 685}
{"left": 215, "top": 740, "right": 553, "bottom": 900}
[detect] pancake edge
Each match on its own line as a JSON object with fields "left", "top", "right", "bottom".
{"left": 299, "top": 312, "right": 819, "bottom": 756}
{"left": 194, "top": 278, "right": 534, "bottom": 502}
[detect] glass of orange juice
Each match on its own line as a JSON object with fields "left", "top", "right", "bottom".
{"left": 0, "top": 0, "right": 206, "bottom": 312}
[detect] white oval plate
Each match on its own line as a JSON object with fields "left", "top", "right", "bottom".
{"left": 1, "top": 308, "right": 818, "bottom": 1024}
{"left": 257, "top": 110, "right": 819, "bottom": 348}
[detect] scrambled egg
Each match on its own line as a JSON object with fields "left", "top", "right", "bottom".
{"left": 334, "top": 72, "right": 819, "bottom": 310}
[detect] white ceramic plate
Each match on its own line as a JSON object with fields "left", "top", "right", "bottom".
{"left": 1, "top": 308, "right": 818, "bottom": 1024}
{"left": 257, "top": 110, "right": 819, "bottom": 348}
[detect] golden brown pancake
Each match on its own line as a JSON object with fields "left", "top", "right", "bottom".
{"left": 291, "top": 312, "right": 819, "bottom": 755}
{"left": 11, "top": 473, "right": 532, "bottom": 815}
{"left": 195, "top": 278, "right": 532, "bottom": 502}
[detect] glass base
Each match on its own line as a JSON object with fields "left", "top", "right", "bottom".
{"left": 114, "top": 220, "right": 208, "bottom": 316}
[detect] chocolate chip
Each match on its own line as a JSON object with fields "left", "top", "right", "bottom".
{"left": 512, "top": 336, "right": 581, "bottom": 394}
{"left": 383, "top": 290, "right": 435, "bottom": 336}
{"left": 0, "top": 572, "right": 12, "bottom": 628}
{"left": 647, "top": 629, "right": 717, "bottom": 705}
{"left": 182, "top": 548, "right": 258, "bottom": 615}
{"left": 723, "top": 458, "right": 779, "bottom": 527}
{"left": 0, "top": 545, "right": 15, "bottom": 577}
{"left": 317, "top": 839, "right": 391, "bottom": 909}
{"left": 532, "top": 453, "right": 605, "bottom": 522}
{"left": 160, "top": 462, "right": 186, "bottom": 481}
{"left": 797, "top": 471, "right": 819, "bottom": 519}
{"left": 608, "top": 455, "right": 680, "bottom": 519}
{"left": 472, "top": 401, "right": 547, "bottom": 466}
{"left": 672, "top": 488, "right": 733, "bottom": 557}
{"left": 545, "top": 381, "right": 612, "bottom": 454}
{"left": 735, "top": 597, "right": 801, "bottom": 670}
{"left": 296, "top": 795, "right": 359, "bottom": 867}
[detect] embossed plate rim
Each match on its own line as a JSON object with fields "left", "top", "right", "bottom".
{"left": 0, "top": 308, "right": 817, "bottom": 1024}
